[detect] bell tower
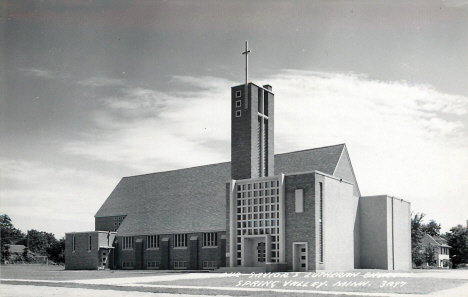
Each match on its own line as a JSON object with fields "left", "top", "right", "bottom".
{"left": 231, "top": 81, "right": 274, "bottom": 180}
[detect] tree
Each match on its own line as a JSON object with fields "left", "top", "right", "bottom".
{"left": 1, "top": 214, "right": 26, "bottom": 262}
{"left": 412, "top": 244, "right": 425, "bottom": 267}
{"left": 0, "top": 214, "right": 13, "bottom": 228}
{"left": 424, "top": 243, "right": 438, "bottom": 266}
{"left": 445, "top": 224, "right": 468, "bottom": 267}
{"left": 27, "top": 230, "right": 57, "bottom": 255}
{"left": 1, "top": 214, "right": 25, "bottom": 245}
{"left": 411, "top": 212, "right": 426, "bottom": 266}
{"left": 422, "top": 220, "right": 441, "bottom": 237}
{"left": 411, "top": 213, "right": 425, "bottom": 248}
{"left": 46, "top": 237, "right": 65, "bottom": 264}
{"left": 1, "top": 244, "right": 11, "bottom": 263}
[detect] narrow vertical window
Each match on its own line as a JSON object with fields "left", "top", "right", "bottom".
{"left": 174, "top": 234, "right": 187, "bottom": 247}
{"left": 88, "top": 235, "right": 92, "bottom": 251}
{"left": 72, "top": 235, "right": 76, "bottom": 252}
{"left": 203, "top": 232, "right": 218, "bottom": 247}
{"left": 319, "top": 182, "right": 324, "bottom": 263}
{"left": 122, "top": 236, "right": 134, "bottom": 250}
{"left": 147, "top": 235, "right": 160, "bottom": 249}
{"left": 295, "top": 189, "right": 303, "bottom": 213}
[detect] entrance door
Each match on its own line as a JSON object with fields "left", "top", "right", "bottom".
{"left": 242, "top": 236, "right": 270, "bottom": 267}
{"left": 293, "top": 243, "right": 307, "bottom": 272}
{"left": 252, "top": 239, "right": 266, "bottom": 267}
{"left": 99, "top": 249, "right": 110, "bottom": 269}
{"left": 256, "top": 242, "right": 266, "bottom": 264}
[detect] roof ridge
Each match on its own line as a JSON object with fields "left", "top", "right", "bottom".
{"left": 122, "top": 144, "right": 346, "bottom": 179}
{"left": 122, "top": 161, "right": 231, "bottom": 179}
{"left": 275, "top": 143, "right": 345, "bottom": 156}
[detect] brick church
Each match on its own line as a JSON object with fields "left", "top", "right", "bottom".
{"left": 65, "top": 48, "right": 412, "bottom": 272}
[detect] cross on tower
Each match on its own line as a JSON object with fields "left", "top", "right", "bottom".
{"left": 242, "top": 40, "right": 251, "bottom": 110}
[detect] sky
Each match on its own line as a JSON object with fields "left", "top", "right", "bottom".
{"left": 1, "top": 0, "right": 467, "bottom": 238}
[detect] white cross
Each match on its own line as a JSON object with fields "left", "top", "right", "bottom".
{"left": 242, "top": 41, "right": 251, "bottom": 110}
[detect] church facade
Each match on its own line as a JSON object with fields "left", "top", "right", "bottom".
{"left": 65, "top": 82, "right": 411, "bottom": 271}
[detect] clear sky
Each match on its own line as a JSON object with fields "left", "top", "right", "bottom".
{"left": 1, "top": 0, "right": 467, "bottom": 238}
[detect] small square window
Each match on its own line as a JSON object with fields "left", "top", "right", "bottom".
{"left": 235, "top": 100, "right": 242, "bottom": 107}
{"left": 301, "top": 248, "right": 306, "bottom": 252}
{"left": 236, "top": 110, "right": 242, "bottom": 117}
{"left": 236, "top": 90, "right": 242, "bottom": 98}
{"left": 301, "top": 263, "right": 306, "bottom": 267}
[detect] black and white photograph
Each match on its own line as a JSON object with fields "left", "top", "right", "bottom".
{"left": 1, "top": 1, "right": 468, "bottom": 296}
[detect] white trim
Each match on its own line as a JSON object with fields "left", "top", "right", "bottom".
{"left": 282, "top": 170, "right": 354, "bottom": 185}
{"left": 229, "top": 180, "right": 236, "bottom": 267}
{"left": 279, "top": 173, "right": 285, "bottom": 263}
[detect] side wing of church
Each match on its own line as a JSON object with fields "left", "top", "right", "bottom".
{"left": 65, "top": 81, "right": 411, "bottom": 271}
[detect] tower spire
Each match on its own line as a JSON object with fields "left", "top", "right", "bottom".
{"left": 242, "top": 40, "right": 251, "bottom": 110}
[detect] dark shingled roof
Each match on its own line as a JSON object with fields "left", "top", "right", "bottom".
{"left": 96, "top": 144, "right": 349, "bottom": 236}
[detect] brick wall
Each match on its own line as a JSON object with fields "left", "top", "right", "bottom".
{"left": 65, "top": 232, "right": 99, "bottom": 270}
{"left": 231, "top": 84, "right": 253, "bottom": 180}
{"left": 231, "top": 83, "right": 274, "bottom": 180}
{"left": 114, "top": 231, "right": 226, "bottom": 270}
{"left": 95, "top": 215, "right": 126, "bottom": 232}
{"left": 284, "top": 173, "right": 316, "bottom": 271}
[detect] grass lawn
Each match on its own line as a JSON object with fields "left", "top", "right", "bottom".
{"left": 146, "top": 272, "right": 468, "bottom": 295}
{"left": 2, "top": 265, "right": 468, "bottom": 296}
{"left": 0, "top": 264, "right": 173, "bottom": 281}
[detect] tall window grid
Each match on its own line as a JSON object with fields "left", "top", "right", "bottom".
{"left": 122, "top": 236, "right": 134, "bottom": 250}
{"left": 174, "top": 234, "right": 187, "bottom": 247}
{"left": 235, "top": 178, "right": 281, "bottom": 265}
{"left": 147, "top": 235, "right": 160, "bottom": 249}
{"left": 203, "top": 232, "right": 218, "bottom": 247}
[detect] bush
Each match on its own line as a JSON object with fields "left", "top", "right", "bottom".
{"left": 442, "top": 259, "right": 452, "bottom": 269}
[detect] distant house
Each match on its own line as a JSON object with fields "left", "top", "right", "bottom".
{"left": 6, "top": 244, "right": 26, "bottom": 255}
{"left": 421, "top": 234, "right": 451, "bottom": 268}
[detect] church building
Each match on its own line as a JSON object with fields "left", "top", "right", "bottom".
{"left": 65, "top": 48, "right": 411, "bottom": 272}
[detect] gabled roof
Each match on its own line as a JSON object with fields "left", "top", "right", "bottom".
{"left": 96, "top": 144, "right": 357, "bottom": 236}
{"left": 422, "top": 234, "right": 451, "bottom": 248}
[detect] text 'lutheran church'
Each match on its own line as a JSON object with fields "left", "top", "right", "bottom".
{"left": 65, "top": 43, "right": 411, "bottom": 272}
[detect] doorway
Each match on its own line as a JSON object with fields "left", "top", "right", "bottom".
{"left": 241, "top": 235, "right": 271, "bottom": 267}
{"left": 293, "top": 242, "right": 308, "bottom": 272}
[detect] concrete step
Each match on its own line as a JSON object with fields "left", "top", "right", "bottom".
{"left": 214, "top": 266, "right": 266, "bottom": 273}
